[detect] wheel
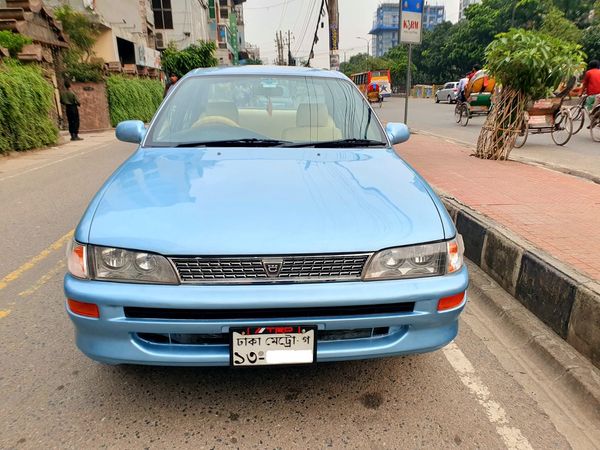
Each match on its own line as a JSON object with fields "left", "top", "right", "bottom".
{"left": 447, "top": 95, "right": 452, "bottom": 103}
{"left": 591, "top": 116, "right": 600, "bottom": 142}
{"left": 551, "top": 110, "right": 573, "bottom": 146}
{"left": 514, "top": 123, "right": 528, "bottom": 148}
{"left": 459, "top": 104, "right": 469, "bottom": 126}
{"left": 569, "top": 105, "right": 586, "bottom": 135}
{"left": 454, "top": 103, "right": 462, "bottom": 123}
{"left": 435, "top": 95, "right": 440, "bottom": 104}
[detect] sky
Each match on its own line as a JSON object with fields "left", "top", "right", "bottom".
{"left": 243, "top": 0, "right": 460, "bottom": 68}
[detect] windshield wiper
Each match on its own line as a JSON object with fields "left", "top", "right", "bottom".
{"left": 176, "top": 138, "right": 291, "bottom": 147}
{"left": 284, "top": 139, "right": 388, "bottom": 148}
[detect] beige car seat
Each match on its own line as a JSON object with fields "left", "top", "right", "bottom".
{"left": 282, "top": 103, "right": 342, "bottom": 142}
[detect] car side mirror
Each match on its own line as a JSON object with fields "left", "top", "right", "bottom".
{"left": 386, "top": 122, "right": 410, "bottom": 145}
{"left": 116, "top": 120, "right": 146, "bottom": 144}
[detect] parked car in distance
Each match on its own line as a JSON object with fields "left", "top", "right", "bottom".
{"left": 65, "top": 66, "right": 468, "bottom": 368}
{"left": 435, "top": 82, "right": 459, "bottom": 103}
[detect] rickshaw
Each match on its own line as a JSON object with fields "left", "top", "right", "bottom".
{"left": 454, "top": 70, "right": 496, "bottom": 126}
{"left": 514, "top": 78, "right": 575, "bottom": 148}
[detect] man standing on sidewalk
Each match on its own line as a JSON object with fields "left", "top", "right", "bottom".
{"left": 60, "top": 80, "right": 82, "bottom": 141}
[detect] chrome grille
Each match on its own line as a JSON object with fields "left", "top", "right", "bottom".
{"left": 170, "top": 254, "right": 371, "bottom": 283}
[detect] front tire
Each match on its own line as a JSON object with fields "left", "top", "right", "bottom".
{"left": 435, "top": 95, "right": 440, "bottom": 104}
{"left": 569, "top": 105, "right": 586, "bottom": 135}
{"left": 514, "top": 123, "right": 528, "bottom": 148}
{"left": 591, "top": 116, "right": 600, "bottom": 142}
{"left": 551, "top": 110, "right": 573, "bottom": 146}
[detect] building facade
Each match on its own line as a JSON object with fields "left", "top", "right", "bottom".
{"left": 207, "top": 0, "right": 245, "bottom": 65}
{"left": 152, "top": 0, "right": 211, "bottom": 51}
{"left": 45, "top": 0, "right": 161, "bottom": 74}
{"left": 369, "top": 2, "right": 446, "bottom": 57}
{"left": 459, "top": 0, "right": 481, "bottom": 20}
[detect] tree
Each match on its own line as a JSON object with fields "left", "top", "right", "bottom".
{"left": 581, "top": 24, "right": 600, "bottom": 60}
{"left": 476, "top": 29, "right": 585, "bottom": 160}
{"left": 54, "top": 6, "right": 100, "bottom": 62}
{"left": 160, "top": 42, "right": 218, "bottom": 78}
{"left": 540, "top": 7, "right": 583, "bottom": 42}
{"left": 54, "top": 5, "right": 103, "bottom": 82}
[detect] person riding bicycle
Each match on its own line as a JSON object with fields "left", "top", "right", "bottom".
{"left": 582, "top": 60, "right": 600, "bottom": 111}
{"left": 457, "top": 74, "right": 470, "bottom": 103}
{"left": 367, "top": 82, "right": 381, "bottom": 103}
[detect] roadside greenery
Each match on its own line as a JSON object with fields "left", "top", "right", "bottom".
{"left": 0, "top": 61, "right": 58, "bottom": 153}
{"left": 54, "top": 5, "right": 103, "bottom": 82}
{"left": 160, "top": 41, "right": 218, "bottom": 78}
{"left": 0, "top": 31, "right": 31, "bottom": 57}
{"left": 106, "top": 75, "right": 163, "bottom": 126}
{"left": 369, "top": 0, "right": 599, "bottom": 85}
{"left": 476, "top": 29, "right": 585, "bottom": 159}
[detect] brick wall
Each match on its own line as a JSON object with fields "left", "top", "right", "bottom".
{"left": 70, "top": 82, "right": 111, "bottom": 131}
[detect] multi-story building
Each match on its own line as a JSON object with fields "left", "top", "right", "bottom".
{"left": 459, "top": 0, "right": 481, "bottom": 20}
{"left": 45, "top": 0, "right": 161, "bottom": 74}
{"left": 152, "top": 0, "right": 211, "bottom": 51}
{"left": 369, "top": 2, "right": 446, "bottom": 57}
{"left": 208, "top": 0, "right": 245, "bottom": 65}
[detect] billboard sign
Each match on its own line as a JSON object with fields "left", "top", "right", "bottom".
{"left": 400, "top": 0, "right": 423, "bottom": 44}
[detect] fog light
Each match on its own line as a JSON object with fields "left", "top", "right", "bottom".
{"left": 437, "top": 291, "right": 466, "bottom": 311}
{"left": 68, "top": 299, "right": 99, "bottom": 318}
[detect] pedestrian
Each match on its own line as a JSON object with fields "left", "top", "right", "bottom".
{"left": 582, "top": 60, "right": 600, "bottom": 111}
{"left": 164, "top": 73, "right": 179, "bottom": 98}
{"left": 60, "top": 80, "right": 82, "bottom": 141}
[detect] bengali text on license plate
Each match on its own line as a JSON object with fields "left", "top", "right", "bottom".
{"left": 230, "top": 326, "right": 316, "bottom": 367}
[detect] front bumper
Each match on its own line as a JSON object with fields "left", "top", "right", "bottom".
{"left": 64, "top": 267, "right": 468, "bottom": 366}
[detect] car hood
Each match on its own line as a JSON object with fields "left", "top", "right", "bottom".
{"left": 82, "top": 147, "right": 446, "bottom": 255}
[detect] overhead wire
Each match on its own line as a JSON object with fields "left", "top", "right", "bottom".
{"left": 293, "top": 0, "right": 318, "bottom": 54}
{"left": 305, "top": 0, "right": 326, "bottom": 66}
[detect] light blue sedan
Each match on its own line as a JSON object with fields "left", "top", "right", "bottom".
{"left": 65, "top": 66, "right": 467, "bottom": 367}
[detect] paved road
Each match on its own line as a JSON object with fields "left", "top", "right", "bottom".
{"left": 378, "top": 97, "right": 600, "bottom": 180}
{"left": 1, "top": 135, "right": 599, "bottom": 449}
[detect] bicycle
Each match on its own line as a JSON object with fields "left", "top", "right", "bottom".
{"left": 567, "top": 95, "right": 589, "bottom": 135}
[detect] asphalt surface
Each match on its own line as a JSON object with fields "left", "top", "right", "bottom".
{"left": 1, "top": 133, "right": 599, "bottom": 449}
{"left": 378, "top": 97, "right": 600, "bottom": 180}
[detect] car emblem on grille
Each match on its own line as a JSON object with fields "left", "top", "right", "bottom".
{"left": 262, "top": 258, "right": 283, "bottom": 277}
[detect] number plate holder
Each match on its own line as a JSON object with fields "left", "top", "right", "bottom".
{"left": 229, "top": 326, "right": 317, "bottom": 367}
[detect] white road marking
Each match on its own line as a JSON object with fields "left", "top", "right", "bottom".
{"left": 443, "top": 341, "right": 534, "bottom": 450}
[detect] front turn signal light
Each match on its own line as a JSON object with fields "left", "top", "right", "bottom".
{"left": 67, "top": 299, "right": 99, "bottom": 318}
{"left": 67, "top": 240, "right": 88, "bottom": 279}
{"left": 437, "top": 291, "right": 466, "bottom": 311}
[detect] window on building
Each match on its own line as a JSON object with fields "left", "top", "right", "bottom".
{"left": 152, "top": 0, "right": 173, "bottom": 29}
{"left": 220, "top": 8, "right": 229, "bottom": 19}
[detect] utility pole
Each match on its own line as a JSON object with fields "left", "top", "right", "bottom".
{"left": 327, "top": 0, "right": 339, "bottom": 70}
{"left": 285, "top": 30, "right": 295, "bottom": 66}
{"left": 274, "top": 31, "right": 285, "bottom": 65}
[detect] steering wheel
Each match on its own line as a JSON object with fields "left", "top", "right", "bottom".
{"left": 192, "top": 115, "right": 240, "bottom": 128}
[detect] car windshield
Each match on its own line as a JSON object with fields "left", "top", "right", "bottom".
{"left": 145, "top": 74, "right": 387, "bottom": 147}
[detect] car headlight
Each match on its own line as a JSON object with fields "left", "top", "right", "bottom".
{"left": 92, "top": 246, "right": 179, "bottom": 284}
{"left": 364, "top": 236, "right": 464, "bottom": 280}
{"left": 66, "top": 241, "right": 178, "bottom": 284}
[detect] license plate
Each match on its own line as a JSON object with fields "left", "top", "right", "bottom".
{"left": 230, "top": 326, "right": 317, "bottom": 367}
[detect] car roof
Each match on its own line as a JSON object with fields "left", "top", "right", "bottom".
{"left": 186, "top": 65, "right": 349, "bottom": 80}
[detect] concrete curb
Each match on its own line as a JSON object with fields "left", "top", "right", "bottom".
{"left": 467, "top": 263, "right": 600, "bottom": 422}
{"left": 442, "top": 197, "right": 600, "bottom": 370}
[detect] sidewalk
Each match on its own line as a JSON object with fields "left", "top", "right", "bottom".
{"left": 396, "top": 133, "right": 600, "bottom": 282}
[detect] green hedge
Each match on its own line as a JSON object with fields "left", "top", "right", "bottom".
{"left": 106, "top": 75, "right": 163, "bottom": 126}
{"left": 0, "top": 61, "right": 58, "bottom": 154}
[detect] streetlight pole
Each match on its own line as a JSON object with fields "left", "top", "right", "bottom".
{"left": 356, "top": 37, "right": 371, "bottom": 56}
